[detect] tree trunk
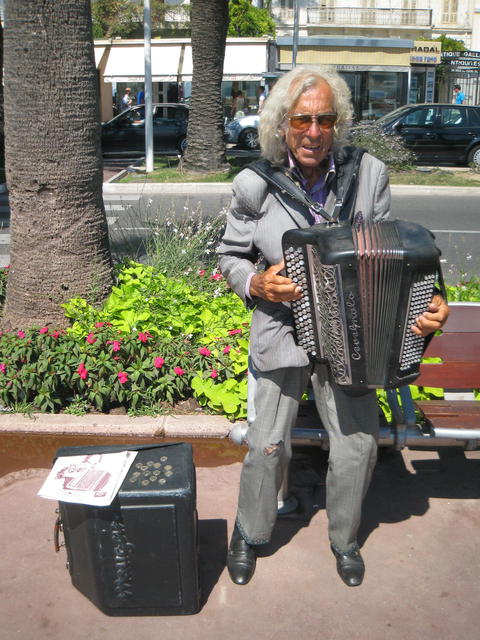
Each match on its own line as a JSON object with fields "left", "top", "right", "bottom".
{"left": 2, "top": 0, "right": 114, "bottom": 330}
{"left": 182, "top": 0, "right": 229, "bottom": 173}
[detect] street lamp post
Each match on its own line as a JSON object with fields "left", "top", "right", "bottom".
{"left": 292, "top": 0, "right": 299, "bottom": 68}
{"left": 144, "top": 0, "right": 154, "bottom": 173}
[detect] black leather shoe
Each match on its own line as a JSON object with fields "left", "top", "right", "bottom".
{"left": 331, "top": 544, "right": 365, "bottom": 587}
{"left": 227, "top": 525, "right": 256, "bottom": 585}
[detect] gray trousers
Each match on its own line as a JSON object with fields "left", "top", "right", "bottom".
{"left": 236, "top": 362, "right": 379, "bottom": 551}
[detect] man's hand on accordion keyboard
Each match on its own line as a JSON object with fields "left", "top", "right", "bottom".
{"left": 250, "top": 261, "right": 303, "bottom": 303}
{"left": 412, "top": 294, "right": 450, "bottom": 337}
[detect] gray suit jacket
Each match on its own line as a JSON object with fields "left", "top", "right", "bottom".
{"left": 217, "top": 152, "right": 391, "bottom": 372}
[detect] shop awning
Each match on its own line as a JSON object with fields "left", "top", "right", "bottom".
{"left": 103, "top": 44, "right": 188, "bottom": 82}
{"left": 94, "top": 47, "right": 105, "bottom": 67}
{"left": 102, "top": 40, "right": 268, "bottom": 83}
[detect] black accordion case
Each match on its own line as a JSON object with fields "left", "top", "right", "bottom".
{"left": 283, "top": 219, "right": 444, "bottom": 392}
{"left": 54, "top": 442, "right": 200, "bottom": 616}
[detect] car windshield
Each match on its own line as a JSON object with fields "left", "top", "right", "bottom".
{"left": 375, "top": 105, "right": 414, "bottom": 125}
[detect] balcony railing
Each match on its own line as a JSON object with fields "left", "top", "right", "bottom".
{"left": 272, "top": 6, "right": 432, "bottom": 28}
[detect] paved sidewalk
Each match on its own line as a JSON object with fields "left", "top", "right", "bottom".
{"left": 1, "top": 412, "right": 479, "bottom": 640}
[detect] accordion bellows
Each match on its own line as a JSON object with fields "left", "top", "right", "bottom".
{"left": 283, "top": 220, "right": 442, "bottom": 391}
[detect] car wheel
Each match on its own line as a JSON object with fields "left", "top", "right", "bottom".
{"left": 179, "top": 136, "right": 187, "bottom": 155}
{"left": 239, "top": 128, "right": 259, "bottom": 150}
{"left": 467, "top": 145, "right": 480, "bottom": 167}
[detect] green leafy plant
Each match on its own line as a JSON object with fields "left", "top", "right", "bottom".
{"left": 63, "top": 261, "right": 251, "bottom": 342}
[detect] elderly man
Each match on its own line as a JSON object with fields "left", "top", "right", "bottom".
{"left": 217, "top": 65, "right": 449, "bottom": 587}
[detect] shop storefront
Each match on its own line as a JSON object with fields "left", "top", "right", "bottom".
{"left": 95, "top": 38, "right": 271, "bottom": 122}
{"left": 276, "top": 35, "right": 413, "bottom": 121}
{"left": 409, "top": 41, "right": 441, "bottom": 104}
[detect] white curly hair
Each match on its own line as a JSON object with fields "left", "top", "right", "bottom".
{"left": 259, "top": 65, "right": 353, "bottom": 165}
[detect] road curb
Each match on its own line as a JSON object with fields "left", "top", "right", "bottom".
{"left": 0, "top": 412, "right": 241, "bottom": 439}
{"left": 103, "top": 181, "right": 480, "bottom": 196}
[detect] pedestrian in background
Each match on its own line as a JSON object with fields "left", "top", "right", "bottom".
{"left": 121, "top": 88, "right": 133, "bottom": 111}
{"left": 453, "top": 85, "right": 465, "bottom": 104}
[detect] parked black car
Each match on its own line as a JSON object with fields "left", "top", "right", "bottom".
{"left": 101, "top": 103, "right": 189, "bottom": 155}
{"left": 360, "top": 103, "right": 480, "bottom": 167}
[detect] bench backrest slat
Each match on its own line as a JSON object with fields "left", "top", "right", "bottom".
{"left": 415, "top": 303, "right": 480, "bottom": 390}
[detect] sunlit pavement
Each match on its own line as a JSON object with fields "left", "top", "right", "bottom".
{"left": 1, "top": 420, "right": 479, "bottom": 640}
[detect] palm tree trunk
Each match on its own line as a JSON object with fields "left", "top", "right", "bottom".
{"left": 183, "top": 0, "right": 229, "bottom": 173}
{"left": 2, "top": 0, "right": 114, "bottom": 330}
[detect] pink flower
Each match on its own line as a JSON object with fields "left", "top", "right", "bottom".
{"left": 86, "top": 333, "right": 97, "bottom": 344}
{"left": 228, "top": 329, "right": 242, "bottom": 335}
{"left": 0, "top": 363, "right": 6, "bottom": 374}
{"left": 198, "top": 269, "right": 206, "bottom": 276}
{"left": 138, "top": 331, "right": 151, "bottom": 343}
{"left": 222, "top": 345, "right": 231, "bottom": 354}
{"left": 95, "top": 322, "right": 105, "bottom": 328}
{"left": 39, "top": 327, "right": 49, "bottom": 335}
{"left": 210, "top": 369, "right": 218, "bottom": 379}
{"left": 107, "top": 340, "right": 122, "bottom": 352}
{"left": 210, "top": 273, "right": 222, "bottom": 281}
{"left": 198, "top": 347, "right": 211, "bottom": 357}
{"left": 118, "top": 371, "right": 128, "bottom": 384}
{"left": 17, "top": 330, "right": 25, "bottom": 339}
{"left": 77, "top": 363, "right": 88, "bottom": 380}
{"left": 51, "top": 330, "right": 60, "bottom": 339}
{"left": 154, "top": 357, "right": 165, "bottom": 369}
{"left": 173, "top": 366, "right": 185, "bottom": 376}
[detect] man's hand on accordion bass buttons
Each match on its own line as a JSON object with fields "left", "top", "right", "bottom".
{"left": 412, "top": 295, "right": 450, "bottom": 337}
{"left": 250, "top": 261, "right": 303, "bottom": 303}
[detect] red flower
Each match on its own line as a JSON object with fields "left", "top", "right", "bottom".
{"left": 222, "top": 345, "right": 231, "bottom": 354}
{"left": 138, "top": 331, "right": 151, "bottom": 343}
{"left": 95, "top": 322, "right": 105, "bottom": 328}
{"left": 118, "top": 371, "right": 128, "bottom": 384}
{"left": 210, "top": 369, "right": 218, "bottom": 379}
{"left": 228, "top": 329, "right": 242, "bottom": 335}
{"left": 86, "top": 333, "right": 97, "bottom": 344}
{"left": 39, "top": 327, "right": 49, "bottom": 335}
{"left": 154, "top": 357, "right": 165, "bottom": 369}
{"left": 198, "top": 269, "right": 206, "bottom": 276}
{"left": 210, "top": 273, "right": 222, "bottom": 281}
{"left": 173, "top": 366, "right": 185, "bottom": 376}
{"left": 77, "top": 363, "right": 88, "bottom": 380}
{"left": 107, "top": 340, "right": 122, "bottom": 352}
{"left": 198, "top": 347, "right": 211, "bottom": 357}
{"left": 51, "top": 330, "right": 60, "bottom": 339}
{"left": 17, "top": 330, "right": 26, "bottom": 339}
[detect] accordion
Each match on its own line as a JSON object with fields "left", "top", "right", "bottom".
{"left": 282, "top": 219, "right": 443, "bottom": 392}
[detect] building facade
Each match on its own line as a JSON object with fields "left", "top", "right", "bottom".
{"left": 95, "top": 37, "right": 273, "bottom": 122}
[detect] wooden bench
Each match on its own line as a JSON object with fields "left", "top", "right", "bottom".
{"left": 394, "top": 301, "right": 480, "bottom": 448}
{"left": 290, "top": 302, "right": 480, "bottom": 450}
{"left": 231, "top": 303, "right": 480, "bottom": 450}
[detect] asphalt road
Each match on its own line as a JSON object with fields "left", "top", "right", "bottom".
{"left": 102, "top": 183, "right": 479, "bottom": 282}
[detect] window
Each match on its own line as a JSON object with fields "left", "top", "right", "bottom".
{"left": 442, "top": 0, "right": 457, "bottom": 23}
{"left": 440, "top": 107, "right": 465, "bottom": 127}
{"left": 402, "top": 107, "right": 435, "bottom": 126}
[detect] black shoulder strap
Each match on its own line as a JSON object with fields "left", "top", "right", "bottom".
{"left": 332, "top": 145, "right": 366, "bottom": 222}
{"left": 248, "top": 146, "right": 366, "bottom": 224}
{"left": 248, "top": 158, "right": 332, "bottom": 222}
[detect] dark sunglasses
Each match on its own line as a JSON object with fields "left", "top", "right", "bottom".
{"left": 288, "top": 112, "right": 337, "bottom": 131}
